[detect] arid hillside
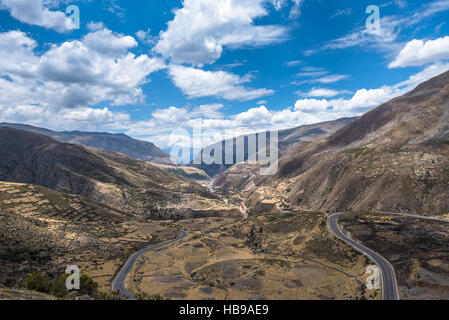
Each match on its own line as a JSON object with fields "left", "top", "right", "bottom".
{"left": 0, "top": 127, "right": 236, "bottom": 219}
{"left": 216, "top": 71, "right": 449, "bottom": 216}
{"left": 192, "top": 117, "right": 356, "bottom": 177}
{"left": 0, "top": 123, "right": 172, "bottom": 165}
{"left": 339, "top": 212, "right": 449, "bottom": 300}
{"left": 0, "top": 181, "right": 180, "bottom": 292}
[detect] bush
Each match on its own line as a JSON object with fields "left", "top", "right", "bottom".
{"left": 96, "top": 290, "right": 122, "bottom": 300}
{"left": 52, "top": 274, "right": 70, "bottom": 298}
{"left": 25, "top": 272, "right": 51, "bottom": 293}
{"left": 24, "top": 272, "right": 99, "bottom": 298}
{"left": 79, "top": 274, "right": 98, "bottom": 297}
{"left": 135, "top": 292, "right": 165, "bottom": 300}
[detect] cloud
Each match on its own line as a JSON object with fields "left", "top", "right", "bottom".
{"left": 135, "top": 28, "right": 157, "bottom": 46}
{"left": 285, "top": 60, "right": 301, "bottom": 67}
{"left": 313, "top": 74, "right": 349, "bottom": 84}
{"left": 0, "top": 0, "right": 71, "bottom": 32}
{"left": 292, "top": 66, "right": 348, "bottom": 85}
{"left": 321, "top": 15, "right": 399, "bottom": 52}
{"left": 314, "top": 1, "right": 449, "bottom": 54}
{"left": 104, "top": 0, "right": 126, "bottom": 19}
{"left": 389, "top": 36, "right": 449, "bottom": 68}
{"left": 154, "top": 0, "right": 288, "bottom": 66}
{"left": 87, "top": 21, "right": 106, "bottom": 31}
{"left": 393, "top": 0, "right": 408, "bottom": 9}
{"left": 295, "top": 71, "right": 328, "bottom": 77}
{"left": 331, "top": 8, "right": 352, "bottom": 18}
{"left": 295, "top": 62, "right": 449, "bottom": 113}
{"left": 295, "top": 66, "right": 328, "bottom": 77}
{"left": 0, "top": 30, "right": 38, "bottom": 77}
{"left": 301, "top": 88, "right": 351, "bottom": 98}
{"left": 6, "top": 60, "right": 442, "bottom": 151}
{"left": 83, "top": 28, "right": 138, "bottom": 56}
{"left": 168, "top": 65, "right": 274, "bottom": 101}
{"left": 288, "top": 0, "right": 304, "bottom": 19}
{"left": 267, "top": 0, "right": 304, "bottom": 19}
{"left": 0, "top": 29, "right": 164, "bottom": 127}
{"left": 0, "top": 102, "right": 131, "bottom": 132}
{"left": 295, "top": 74, "right": 349, "bottom": 85}
{"left": 126, "top": 62, "right": 449, "bottom": 151}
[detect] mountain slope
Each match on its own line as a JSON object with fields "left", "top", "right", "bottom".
{"left": 192, "top": 117, "right": 356, "bottom": 177}
{"left": 216, "top": 71, "right": 449, "bottom": 216}
{"left": 0, "top": 181, "right": 180, "bottom": 291}
{"left": 0, "top": 123, "right": 172, "bottom": 164}
{"left": 0, "top": 127, "right": 235, "bottom": 219}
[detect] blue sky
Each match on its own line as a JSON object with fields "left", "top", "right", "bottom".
{"left": 1, "top": 0, "right": 449, "bottom": 154}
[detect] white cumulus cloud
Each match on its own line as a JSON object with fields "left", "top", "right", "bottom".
{"left": 168, "top": 65, "right": 274, "bottom": 101}
{"left": 154, "top": 0, "right": 288, "bottom": 66}
{"left": 0, "top": 0, "right": 72, "bottom": 32}
{"left": 0, "top": 28, "right": 164, "bottom": 128}
{"left": 389, "top": 36, "right": 449, "bottom": 68}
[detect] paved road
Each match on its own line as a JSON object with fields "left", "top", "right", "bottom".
{"left": 112, "top": 229, "right": 188, "bottom": 300}
{"left": 328, "top": 213, "right": 400, "bottom": 300}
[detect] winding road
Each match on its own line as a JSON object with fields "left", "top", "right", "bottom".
{"left": 112, "top": 229, "right": 188, "bottom": 300}
{"left": 112, "top": 210, "right": 447, "bottom": 300}
{"left": 328, "top": 211, "right": 449, "bottom": 300}
{"left": 328, "top": 213, "right": 400, "bottom": 300}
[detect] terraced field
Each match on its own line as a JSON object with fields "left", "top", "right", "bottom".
{"left": 0, "top": 182, "right": 129, "bottom": 223}
{"left": 0, "top": 182, "right": 178, "bottom": 292}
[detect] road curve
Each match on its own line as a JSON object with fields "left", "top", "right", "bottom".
{"left": 112, "top": 229, "right": 188, "bottom": 300}
{"left": 328, "top": 213, "right": 400, "bottom": 300}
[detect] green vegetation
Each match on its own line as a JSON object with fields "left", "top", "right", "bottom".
{"left": 25, "top": 272, "right": 99, "bottom": 299}
{"left": 135, "top": 292, "right": 166, "bottom": 300}
{"left": 281, "top": 213, "right": 295, "bottom": 219}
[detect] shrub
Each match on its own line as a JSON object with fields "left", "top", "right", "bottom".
{"left": 25, "top": 272, "right": 51, "bottom": 293}
{"left": 24, "top": 272, "right": 99, "bottom": 298}
{"left": 79, "top": 274, "right": 98, "bottom": 297}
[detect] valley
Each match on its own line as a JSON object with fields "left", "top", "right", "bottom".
{"left": 0, "top": 71, "right": 449, "bottom": 301}
{"left": 124, "top": 214, "right": 377, "bottom": 300}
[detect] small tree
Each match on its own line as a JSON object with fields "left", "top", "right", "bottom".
{"left": 52, "top": 274, "right": 70, "bottom": 298}
{"left": 25, "top": 272, "right": 51, "bottom": 293}
{"left": 79, "top": 274, "right": 98, "bottom": 297}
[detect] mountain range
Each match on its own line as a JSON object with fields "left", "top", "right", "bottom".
{"left": 1, "top": 70, "right": 449, "bottom": 301}
{"left": 0, "top": 123, "right": 172, "bottom": 165}
{"left": 192, "top": 117, "right": 356, "bottom": 177}
{"left": 0, "top": 127, "right": 235, "bottom": 219}
{"left": 215, "top": 70, "right": 449, "bottom": 216}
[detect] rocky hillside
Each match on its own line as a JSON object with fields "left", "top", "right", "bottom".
{"left": 0, "top": 181, "right": 181, "bottom": 291}
{"left": 0, "top": 123, "right": 172, "bottom": 164}
{"left": 192, "top": 117, "right": 356, "bottom": 177}
{"left": 0, "top": 127, "right": 236, "bottom": 219}
{"left": 216, "top": 71, "right": 449, "bottom": 216}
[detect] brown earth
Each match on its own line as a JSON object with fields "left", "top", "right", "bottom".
{"left": 215, "top": 70, "right": 449, "bottom": 216}
{"left": 339, "top": 212, "right": 449, "bottom": 300}
{"left": 126, "top": 213, "right": 380, "bottom": 300}
{"left": 0, "top": 181, "right": 179, "bottom": 292}
{"left": 0, "top": 127, "right": 237, "bottom": 220}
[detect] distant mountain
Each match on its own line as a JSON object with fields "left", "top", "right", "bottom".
{"left": 0, "top": 127, "right": 236, "bottom": 219}
{"left": 216, "top": 71, "right": 449, "bottom": 216}
{"left": 192, "top": 117, "right": 356, "bottom": 177}
{"left": 0, "top": 123, "right": 172, "bottom": 164}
